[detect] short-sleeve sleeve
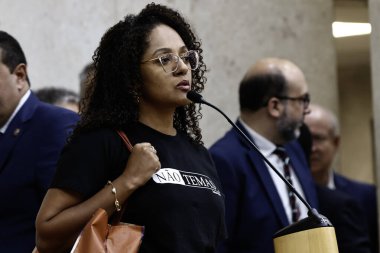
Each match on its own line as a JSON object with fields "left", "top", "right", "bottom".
{"left": 51, "top": 129, "right": 128, "bottom": 199}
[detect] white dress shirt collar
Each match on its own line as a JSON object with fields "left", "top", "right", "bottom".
{"left": 238, "top": 117, "right": 309, "bottom": 223}
{"left": 0, "top": 89, "right": 31, "bottom": 134}
{"left": 327, "top": 169, "right": 336, "bottom": 189}
{"left": 238, "top": 117, "right": 277, "bottom": 156}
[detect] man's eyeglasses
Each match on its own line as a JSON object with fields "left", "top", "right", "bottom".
{"left": 276, "top": 94, "right": 310, "bottom": 109}
{"left": 141, "top": 50, "right": 199, "bottom": 73}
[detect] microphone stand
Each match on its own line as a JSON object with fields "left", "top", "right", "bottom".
{"left": 187, "top": 91, "right": 339, "bottom": 253}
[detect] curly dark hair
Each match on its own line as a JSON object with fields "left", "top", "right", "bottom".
{"left": 75, "top": 3, "right": 206, "bottom": 144}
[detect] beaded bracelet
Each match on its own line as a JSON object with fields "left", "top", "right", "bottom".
{"left": 107, "top": 180, "right": 121, "bottom": 212}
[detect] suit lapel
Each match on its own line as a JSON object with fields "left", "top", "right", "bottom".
{"left": 249, "top": 151, "right": 289, "bottom": 226}
{"left": 0, "top": 93, "right": 38, "bottom": 171}
{"left": 236, "top": 121, "right": 289, "bottom": 227}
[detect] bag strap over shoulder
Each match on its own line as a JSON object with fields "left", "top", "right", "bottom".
{"left": 110, "top": 130, "right": 134, "bottom": 224}
{"left": 117, "top": 130, "right": 133, "bottom": 151}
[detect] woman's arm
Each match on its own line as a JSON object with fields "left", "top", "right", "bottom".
{"left": 35, "top": 142, "right": 160, "bottom": 253}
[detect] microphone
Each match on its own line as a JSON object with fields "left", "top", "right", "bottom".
{"left": 187, "top": 91, "right": 338, "bottom": 253}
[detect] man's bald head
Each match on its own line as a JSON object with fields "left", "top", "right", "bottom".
{"left": 239, "top": 57, "right": 307, "bottom": 112}
{"left": 243, "top": 58, "right": 293, "bottom": 78}
{"left": 306, "top": 104, "right": 340, "bottom": 137}
{"left": 238, "top": 57, "right": 310, "bottom": 144}
{"left": 304, "top": 104, "right": 340, "bottom": 185}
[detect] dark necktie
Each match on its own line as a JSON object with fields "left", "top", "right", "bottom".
{"left": 273, "top": 146, "right": 300, "bottom": 223}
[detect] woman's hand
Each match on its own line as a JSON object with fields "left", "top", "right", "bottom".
{"left": 120, "top": 142, "right": 161, "bottom": 190}
{"left": 35, "top": 142, "right": 160, "bottom": 253}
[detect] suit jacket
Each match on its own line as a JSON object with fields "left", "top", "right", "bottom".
{"left": 209, "top": 121, "right": 318, "bottom": 253}
{"left": 0, "top": 92, "right": 79, "bottom": 253}
{"left": 317, "top": 185, "right": 371, "bottom": 253}
{"left": 334, "top": 173, "right": 378, "bottom": 253}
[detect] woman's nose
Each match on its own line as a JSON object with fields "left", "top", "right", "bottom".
{"left": 174, "top": 57, "right": 189, "bottom": 75}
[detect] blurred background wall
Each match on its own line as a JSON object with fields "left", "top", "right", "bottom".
{"left": 0, "top": 0, "right": 377, "bottom": 186}
{"left": 369, "top": 0, "right": 380, "bottom": 232}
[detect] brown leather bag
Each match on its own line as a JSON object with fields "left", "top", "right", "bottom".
{"left": 70, "top": 208, "right": 143, "bottom": 253}
{"left": 33, "top": 208, "right": 143, "bottom": 253}
{"left": 33, "top": 131, "right": 144, "bottom": 253}
{"left": 71, "top": 130, "right": 143, "bottom": 253}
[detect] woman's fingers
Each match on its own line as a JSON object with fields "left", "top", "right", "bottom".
{"left": 122, "top": 142, "right": 161, "bottom": 187}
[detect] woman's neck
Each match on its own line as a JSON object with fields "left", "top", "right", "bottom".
{"left": 139, "top": 112, "right": 176, "bottom": 136}
{"left": 138, "top": 99, "right": 179, "bottom": 135}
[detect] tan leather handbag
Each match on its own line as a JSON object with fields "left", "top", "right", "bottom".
{"left": 33, "top": 207, "right": 143, "bottom": 253}
{"left": 33, "top": 131, "right": 144, "bottom": 253}
{"left": 69, "top": 208, "right": 143, "bottom": 253}
{"left": 70, "top": 130, "right": 143, "bottom": 253}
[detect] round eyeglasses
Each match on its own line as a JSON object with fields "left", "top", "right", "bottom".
{"left": 141, "top": 50, "right": 199, "bottom": 73}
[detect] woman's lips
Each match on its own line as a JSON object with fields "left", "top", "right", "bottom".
{"left": 176, "top": 80, "right": 190, "bottom": 91}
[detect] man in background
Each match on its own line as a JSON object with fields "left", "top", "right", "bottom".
{"left": 35, "top": 87, "right": 79, "bottom": 113}
{"left": 0, "top": 31, "right": 79, "bottom": 252}
{"left": 304, "top": 103, "right": 378, "bottom": 253}
{"left": 299, "top": 121, "right": 371, "bottom": 253}
{"left": 210, "top": 57, "right": 318, "bottom": 253}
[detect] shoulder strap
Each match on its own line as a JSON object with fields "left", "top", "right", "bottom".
{"left": 110, "top": 130, "right": 133, "bottom": 224}
{"left": 116, "top": 130, "right": 133, "bottom": 151}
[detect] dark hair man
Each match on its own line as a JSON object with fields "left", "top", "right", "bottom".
{"left": 210, "top": 57, "right": 317, "bottom": 253}
{"left": 0, "top": 31, "right": 79, "bottom": 252}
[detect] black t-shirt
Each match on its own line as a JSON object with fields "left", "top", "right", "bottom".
{"left": 52, "top": 122, "right": 226, "bottom": 253}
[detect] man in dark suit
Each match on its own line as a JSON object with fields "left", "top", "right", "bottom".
{"left": 316, "top": 185, "right": 371, "bottom": 253}
{"left": 210, "top": 58, "right": 318, "bottom": 253}
{"left": 298, "top": 122, "right": 371, "bottom": 253}
{"left": 0, "top": 31, "right": 79, "bottom": 253}
{"left": 304, "top": 103, "right": 378, "bottom": 253}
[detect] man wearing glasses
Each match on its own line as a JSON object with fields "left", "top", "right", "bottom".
{"left": 305, "top": 104, "right": 376, "bottom": 253}
{"left": 210, "top": 57, "right": 318, "bottom": 253}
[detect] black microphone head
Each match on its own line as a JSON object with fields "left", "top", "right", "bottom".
{"left": 187, "top": 91, "right": 204, "bottom": 103}
{"left": 273, "top": 208, "right": 333, "bottom": 238}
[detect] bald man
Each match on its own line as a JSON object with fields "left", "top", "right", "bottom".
{"left": 210, "top": 58, "right": 318, "bottom": 253}
{"left": 305, "top": 104, "right": 378, "bottom": 253}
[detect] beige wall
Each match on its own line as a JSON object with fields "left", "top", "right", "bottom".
{"left": 369, "top": 0, "right": 380, "bottom": 239}
{"left": 0, "top": 0, "right": 337, "bottom": 147}
{"left": 333, "top": 1, "right": 374, "bottom": 184}
{"left": 338, "top": 64, "right": 374, "bottom": 183}
{"left": 370, "top": 0, "right": 380, "bottom": 180}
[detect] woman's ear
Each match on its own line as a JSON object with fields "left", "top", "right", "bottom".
{"left": 266, "top": 97, "right": 282, "bottom": 118}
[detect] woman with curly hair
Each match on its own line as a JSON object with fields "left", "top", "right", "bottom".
{"left": 35, "top": 3, "right": 226, "bottom": 253}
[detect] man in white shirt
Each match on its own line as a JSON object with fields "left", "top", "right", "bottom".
{"left": 0, "top": 31, "right": 79, "bottom": 253}
{"left": 210, "top": 57, "right": 318, "bottom": 253}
